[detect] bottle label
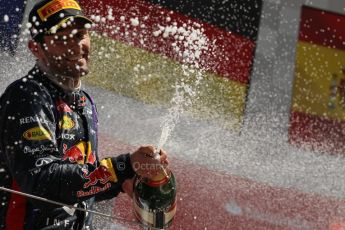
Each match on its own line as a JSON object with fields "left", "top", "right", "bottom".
{"left": 133, "top": 198, "right": 177, "bottom": 227}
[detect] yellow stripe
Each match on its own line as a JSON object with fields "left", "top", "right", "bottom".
{"left": 100, "top": 158, "right": 118, "bottom": 183}
{"left": 292, "top": 41, "right": 345, "bottom": 120}
{"left": 85, "top": 33, "right": 248, "bottom": 130}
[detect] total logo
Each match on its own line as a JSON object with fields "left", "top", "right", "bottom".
{"left": 23, "top": 127, "right": 52, "bottom": 141}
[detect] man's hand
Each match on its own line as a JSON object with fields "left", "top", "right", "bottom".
{"left": 122, "top": 178, "right": 134, "bottom": 198}
{"left": 122, "top": 145, "right": 168, "bottom": 198}
{"left": 130, "top": 145, "right": 169, "bottom": 179}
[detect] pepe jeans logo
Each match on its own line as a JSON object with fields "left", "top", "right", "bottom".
{"left": 24, "top": 145, "right": 57, "bottom": 155}
{"left": 23, "top": 127, "right": 52, "bottom": 141}
{"left": 37, "top": 0, "right": 81, "bottom": 21}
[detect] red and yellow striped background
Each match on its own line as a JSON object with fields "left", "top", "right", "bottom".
{"left": 289, "top": 6, "right": 345, "bottom": 153}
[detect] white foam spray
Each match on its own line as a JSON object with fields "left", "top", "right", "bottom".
{"left": 156, "top": 22, "right": 210, "bottom": 151}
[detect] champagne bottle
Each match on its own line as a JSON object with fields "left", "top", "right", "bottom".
{"left": 133, "top": 163, "right": 177, "bottom": 229}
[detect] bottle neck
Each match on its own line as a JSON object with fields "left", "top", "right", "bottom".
{"left": 146, "top": 167, "right": 171, "bottom": 187}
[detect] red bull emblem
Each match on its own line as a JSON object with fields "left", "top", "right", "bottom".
{"left": 63, "top": 141, "right": 95, "bottom": 164}
{"left": 63, "top": 145, "right": 84, "bottom": 163}
{"left": 78, "top": 96, "right": 86, "bottom": 107}
{"left": 83, "top": 166, "right": 112, "bottom": 188}
{"left": 57, "top": 100, "right": 72, "bottom": 113}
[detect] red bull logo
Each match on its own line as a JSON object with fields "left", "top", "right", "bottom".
{"left": 63, "top": 145, "right": 84, "bottom": 164}
{"left": 83, "top": 166, "right": 112, "bottom": 188}
{"left": 78, "top": 96, "right": 86, "bottom": 107}
{"left": 62, "top": 141, "right": 95, "bottom": 164}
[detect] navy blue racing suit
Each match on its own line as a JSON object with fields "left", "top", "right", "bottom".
{"left": 0, "top": 66, "right": 135, "bottom": 229}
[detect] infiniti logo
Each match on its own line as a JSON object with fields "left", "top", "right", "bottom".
{"left": 35, "top": 158, "right": 54, "bottom": 167}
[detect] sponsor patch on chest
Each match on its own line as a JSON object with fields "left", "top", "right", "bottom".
{"left": 23, "top": 127, "right": 52, "bottom": 141}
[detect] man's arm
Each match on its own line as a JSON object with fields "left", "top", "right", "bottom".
{"left": 1, "top": 82, "right": 135, "bottom": 205}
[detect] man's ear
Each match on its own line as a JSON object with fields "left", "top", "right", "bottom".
{"left": 28, "top": 40, "right": 45, "bottom": 60}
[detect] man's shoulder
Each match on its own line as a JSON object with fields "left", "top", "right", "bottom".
{"left": 4, "top": 74, "right": 48, "bottom": 95}
{"left": 1, "top": 74, "right": 52, "bottom": 105}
